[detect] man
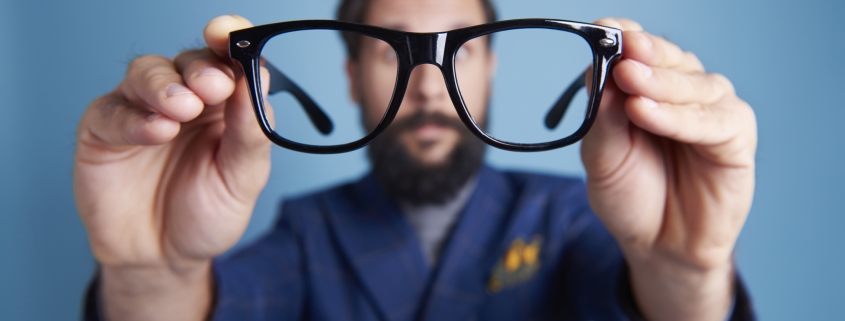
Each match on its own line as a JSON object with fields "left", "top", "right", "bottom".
{"left": 74, "top": 0, "right": 757, "bottom": 320}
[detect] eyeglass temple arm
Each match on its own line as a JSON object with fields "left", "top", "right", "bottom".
{"left": 544, "top": 72, "right": 587, "bottom": 130}
{"left": 265, "top": 61, "right": 334, "bottom": 135}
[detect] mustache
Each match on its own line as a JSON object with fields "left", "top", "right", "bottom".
{"left": 388, "top": 111, "right": 467, "bottom": 133}
{"left": 367, "top": 110, "right": 487, "bottom": 206}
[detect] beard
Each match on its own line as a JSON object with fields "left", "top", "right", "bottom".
{"left": 367, "top": 111, "right": 486, "bottom": 206}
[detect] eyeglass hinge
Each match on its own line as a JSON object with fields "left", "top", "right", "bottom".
{"left": 599, "top": 38, "right": 616, "bottom": 47}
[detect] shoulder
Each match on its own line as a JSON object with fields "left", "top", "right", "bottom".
{"left": 279, "top": 181, "right": 355, "bottom": 213}
{"left": 497, "top": 168, "right": 589, "bottom": 206}
{"left": 492, "top": 168, "right": 599, "bottom": 238}
{"left": 470, "top": 166, "right": 597, "bottom": 239}
{"left": 275, "top": 173, "right": 382, "bottom": 227}
{"left": 501, "top": 169, "right": 585, "bottom": 191}
{"left": 275, "top": 181, "right": 354, "bottom": 225}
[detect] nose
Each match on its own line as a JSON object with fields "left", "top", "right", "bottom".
{"left": 404, "top": 64, "right": 451, "bottom": 114}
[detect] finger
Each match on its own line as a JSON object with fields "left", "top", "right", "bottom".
{"left": 595, "top": 17, "right": 702, "bottom": 72}
{"left": 613, "top": 60, "right": 734, "bottom": 104}
{"left": 624, "top": 94, "right": 754, "bottom": 147}
{"left": 622, "top": 30, "right": 703, "bottom": 72}
{"left": 222, "top": 66, "right": 271, "bottom": 148}
{"left": 119, "top": 55, "right": 204, "bottom": 122}
{"left": 680, "top": 51, "right": 705, "bottom": 73}
{"left": 593, "top": 17, "right": 643, "bottom": 31}
{"left": 175, "top": 49, "right": 237, "bottom": 106}
{"left": 614, "top": 18, "right": 644, "bottom": 31}
{"left": 79, "top": 92, "right": 181, "bottom": 147}
{"left": 580, "top": 70, "right": 635, "bottom": 177}
{"left": 215, "top": 66, "right": 272, "bottom": 202}
{"left": 204, "top": 15, "right": 255, "bottom": 59}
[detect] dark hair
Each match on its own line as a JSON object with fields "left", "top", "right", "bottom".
{"left": 336, "top": 0, "right": 498, "bottom": 60}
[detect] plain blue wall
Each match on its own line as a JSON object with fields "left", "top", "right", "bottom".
{"left": 1, "top": 0, "right": 843, "bottom": 319}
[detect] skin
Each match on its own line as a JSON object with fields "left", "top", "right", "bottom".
{"left": 73, "top": 1, "right": 756, "bottom": 320}
{"left": 346, "top": 0, "right": 493, "bottom": 165}
{"left": 581, "top": 17, "right": 756, "bottom": 320}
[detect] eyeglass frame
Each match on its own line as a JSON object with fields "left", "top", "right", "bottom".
{"left": 228, "top": 18, "right": 622, "bottom": 154}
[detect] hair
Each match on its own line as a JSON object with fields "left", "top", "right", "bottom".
{"left": 336, "top": 0, "right": 498, "bottom": 60}
{"left": 367, "top": 111, "right": 486, "bottom": 206}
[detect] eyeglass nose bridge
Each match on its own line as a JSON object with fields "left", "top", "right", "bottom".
{"left": 405, "top": 32, "right": 449, "bottom": 68}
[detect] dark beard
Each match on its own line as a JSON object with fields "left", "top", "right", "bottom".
{"left": 367, "top": 112, "right": 486, "bottom": 206}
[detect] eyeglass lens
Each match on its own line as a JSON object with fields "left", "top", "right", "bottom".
{"left": 457, "top": 28, "right": 592, "bottom": 145}
{"left": 262, "top": 30, "right": 398, "bottom": 147}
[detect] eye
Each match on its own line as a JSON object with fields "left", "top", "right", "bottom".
{"left": 455, "top": 46, "right": 469, "bottom": 62}
{"left": 382, "top": 48, "right": 397, "bottom": 62}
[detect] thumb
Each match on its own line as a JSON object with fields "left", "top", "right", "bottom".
{"left": 580, "top": 74, "right": 634, "bottom": 179}
{"left": 580, "top": 17, "right": 640, "bottom": 179}
{"left": 215, "top": 66, "right": 272, "bottom": 204}
{"left": 204, "top": 15, "right": 255, "bottom": 59}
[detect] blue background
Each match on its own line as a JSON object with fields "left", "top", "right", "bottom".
{"left": 1, "top": 0, "right": 843, "bottom": 319}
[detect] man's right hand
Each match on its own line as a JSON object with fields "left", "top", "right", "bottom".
{"left": 74, "top": 15, "right": 270, "bottom": 321}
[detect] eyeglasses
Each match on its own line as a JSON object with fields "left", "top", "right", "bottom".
{"left": 228, "top": 19, "right": 622, "bottom": 154}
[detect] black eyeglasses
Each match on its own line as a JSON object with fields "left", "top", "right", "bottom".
{"left": 229, "top": 19, "right": 622, "bottom": 154}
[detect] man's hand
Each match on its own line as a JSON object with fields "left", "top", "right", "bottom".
{"left": 581, "top": 18, "right": 756, "bottom": 321}
{"left": 74, "top": 15, "right": 271, "bottom": 321}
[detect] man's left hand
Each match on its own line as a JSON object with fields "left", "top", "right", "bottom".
{"left": 581, "top": 18, "right": 757, "bottom": 321}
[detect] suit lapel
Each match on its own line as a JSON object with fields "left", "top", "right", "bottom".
{"left": 323, "top": 174, "right": 430, "bottom": 321}
{"left": 418, "top": 166, "right": 516, "bottom": 321}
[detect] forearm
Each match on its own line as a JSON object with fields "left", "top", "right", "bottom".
{"left": 100, "top": 262, "right": 213, "bottom": 321}
{"left": 628, "top": 258, "right": 734, "bottom": 321}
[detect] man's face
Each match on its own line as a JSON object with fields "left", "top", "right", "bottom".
{"left": 346, "top": 0, "right": 495, "bottom": 167}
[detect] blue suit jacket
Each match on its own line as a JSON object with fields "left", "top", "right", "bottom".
{"left": 84, "top": 166, "right": 754, "bottom": 320}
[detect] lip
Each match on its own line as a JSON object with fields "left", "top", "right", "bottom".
{"left": 411, "top": 123, "right": 449, "bottom": 141}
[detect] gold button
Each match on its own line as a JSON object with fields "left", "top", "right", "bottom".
{"left": 522, "top": 244, "right": 539, "bottom": 265}
{"left": 504, "top": 247, "right": 521, "bottom": 271}
{"left": 504, "top": 239, "right": 525, "bottom": 272}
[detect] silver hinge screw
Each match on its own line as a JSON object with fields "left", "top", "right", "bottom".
{"left": 236, "top": 40, "right": 251, "bottom": 48}
{"left": 599, "top": 38, "right": 616, "bottom": 47}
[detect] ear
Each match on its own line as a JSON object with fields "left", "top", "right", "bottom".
{"left": 345, "top": 58, "right": 361, "bottom": 104}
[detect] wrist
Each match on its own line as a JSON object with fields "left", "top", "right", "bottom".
{"left": 101, "top": 260, "right": 210, "bottom": 292}
{"left": 100, "top": 262, "right": 213, "bottom": 321}
{"left": 626, "top": 255, "right": 734, "bottom": 321}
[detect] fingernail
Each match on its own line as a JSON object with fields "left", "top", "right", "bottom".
{"left": 600, "top": 17, "right": 623, "bottom": 29}
{"left": 210, "top": 15, "right": 234, "bottom": 24}
{"left": 147, "top": 113, "right": 161, "bottom": 121}
{"left": 636, "top": 31, "right": 653, "bottom": 49}
{"left": 196, "top": 67, "right": 227, "bottom": 78}
{"left": 630, "top": 60, "right": 653, "bottom": 78}
{"left": 165, "top": 83, "right": 192, "bottom": 98}
{"left": 260, "top": 67, "right": 271, "bottom": 99}
{"left": 640, "top": 96, "right": 659, "bottom": 109}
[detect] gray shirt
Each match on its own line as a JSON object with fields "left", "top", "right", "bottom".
{"left": 399, "top": 175, "right": 479, "bottom": 267}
